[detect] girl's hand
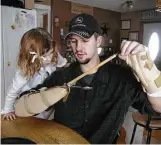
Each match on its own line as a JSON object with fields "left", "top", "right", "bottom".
{"left": 2, "top": 112, "right": 16, "bottom": 121}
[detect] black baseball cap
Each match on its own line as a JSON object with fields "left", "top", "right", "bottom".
{"left": 65, "top": 13, "right": 101, "bottom": 39}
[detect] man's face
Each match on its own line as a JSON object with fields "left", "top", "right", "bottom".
{"left": 68, "top": 34, "right": 101, "bottom": 64}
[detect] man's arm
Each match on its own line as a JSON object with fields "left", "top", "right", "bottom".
{"left": 14, "top": 70, "right": 68, "bottom": 117}
{"left": 128, "top": 51, "right": 161, "bottom": 113}
{"left": 119, "top": 41, "right": 161, "bottom": 113}
{"left": 124, "top": 67, "right": 161, "bottom": 115}
{"left": 131, "top": 91, "right": 161, "bottom": 116}
{"left": 146, "top": 96, "right": 161, "bottom": 113}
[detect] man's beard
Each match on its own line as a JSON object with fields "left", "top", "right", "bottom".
{"left": 76, "top": 58, "right": 91, "bottom": 64}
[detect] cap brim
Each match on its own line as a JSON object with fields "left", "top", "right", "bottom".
{"left": 64, "top": 29, "right": 93, "bottom": 40}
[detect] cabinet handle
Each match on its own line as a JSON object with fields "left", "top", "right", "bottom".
{"left": 8, "top": 62, "right": 11, "bottom": 66}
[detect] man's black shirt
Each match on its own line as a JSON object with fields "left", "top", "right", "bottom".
{"left": 20, "top": 62, "right": 159, "bottom": 143}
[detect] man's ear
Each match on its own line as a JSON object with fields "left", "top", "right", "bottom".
{"left": 96, "top": 36, "right": 103, "bottom": 48}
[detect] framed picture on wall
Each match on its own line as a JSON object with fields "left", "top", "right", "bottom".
{"left": 129, "top": 31, "right": 139, "bottom": 41}
{"left": 121, "top": 37, "right": 129, "bottom": 42}
{"left": 121, "top": 20, "right": 131, "bottom": 30}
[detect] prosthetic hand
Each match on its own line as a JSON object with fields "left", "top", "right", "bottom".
{"left": 15, "top": 86, "right": 70, "bottom": 117}
{"left": 126, "top": 50, "right": 161, "bottom": 97}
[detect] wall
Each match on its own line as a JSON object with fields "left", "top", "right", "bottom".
{"left": 24, "top": 0, "right": 121, "bottom": 54}
{"left": 52, "top": 0, "right": 75, "bottom": 54}
{"left": 120, "top": 11, "right": 142, "bottom": 42}
{"left": 94, "top": 8, "right": 121, "bottom": 51}
{"left": 121, "top": 10, "right": 161, "bottom": 42}
{"left": 52, "top": 0, "right": 75, "bottom": 41}
{"left": 121, "top": 10, "right": 161, "bottom": 70}
{"left": 52, "top": 0, "right": 121, "bottom": 54}
{"left": 25, "top": 0, "right": 34, "bottom": 9}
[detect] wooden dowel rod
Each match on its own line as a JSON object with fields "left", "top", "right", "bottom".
{"left": 67, "top": 53, "right": 118, "bottom": 87}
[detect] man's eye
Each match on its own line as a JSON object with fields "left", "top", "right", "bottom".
{"left": 82, "top": 39, "right": 88, "bottom": 42}
{"left": 71, "top": 40, "right": 76, "bottom": 43}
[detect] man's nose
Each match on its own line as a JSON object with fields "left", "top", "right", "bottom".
{"left": 76, "top": 40, "right": 82, "bottom": 51}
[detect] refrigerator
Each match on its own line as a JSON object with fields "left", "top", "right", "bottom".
{"left": 1, "top": 6, "right": 37, "bottom": 109}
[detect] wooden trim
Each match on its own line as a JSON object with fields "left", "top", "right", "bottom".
{"left": 43, "top": 14, "right": 48, "bottom": 32}
{"left": 51, "top": 0, "right": 54, "bottom": 36}
{"left": 35, "top": 4, "right": 51, "bottom": 10}
{"left": 35, "top": 3, "right": 51, "bottom": 33}
{"left": 139, "top": 22, "right": 143, "bottom": 43}
{"left": 24, "top": 0, "right": 34, "bottom": 9}
{"left": 71, "top": 2, "right": 93, "bottom": 15}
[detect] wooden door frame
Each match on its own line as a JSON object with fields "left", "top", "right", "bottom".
{"left": 35, "top": 4, "right": 51, "bottom": 33}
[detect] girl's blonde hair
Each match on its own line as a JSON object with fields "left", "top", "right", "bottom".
{"left": 17, "top": 27, "right": 58, "bottom": 78}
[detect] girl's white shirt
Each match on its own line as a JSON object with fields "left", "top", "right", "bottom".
{"left": 1, "top": 53, "right": 67, "bottom": 119}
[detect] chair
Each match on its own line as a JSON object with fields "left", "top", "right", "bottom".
{"left": 130, "top": 112, "right": 161, "bottom": 144}
{"left": 116, "top": 127, "right": 126, "bottom": 144}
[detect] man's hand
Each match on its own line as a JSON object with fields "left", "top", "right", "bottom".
{"left": 119, "top": 40, "right": 147, "bottom": 60}
{"left": 119, "top": 40, "right": 161, "bottom": 113}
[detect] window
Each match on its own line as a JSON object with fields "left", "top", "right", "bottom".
{"left": 148, "top": 32, "right": 159, "bottom": 60}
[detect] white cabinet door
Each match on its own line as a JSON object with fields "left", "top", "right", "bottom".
{"left": 1, "top": 7, "right": 18, "bottom": 108}
{"left": 1, "top": 6, "right": 37, "bottom": 109}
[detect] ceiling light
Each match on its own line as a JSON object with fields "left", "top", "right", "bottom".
{"left": 127, "top": 1, "right": 134, "bottom": 9}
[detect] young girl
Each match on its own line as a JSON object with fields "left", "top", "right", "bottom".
{"left": 2, "top": 27, "right": 67, "bottom": 120}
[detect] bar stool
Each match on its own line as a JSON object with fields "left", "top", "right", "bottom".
{"left": 130, "top": 112, "right": 161, "bottom": 144}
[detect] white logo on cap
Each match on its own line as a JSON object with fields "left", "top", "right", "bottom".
{"left": 75, "top": 17, "right": 83, "bottom": 24}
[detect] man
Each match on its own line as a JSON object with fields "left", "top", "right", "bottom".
{"left": 15, "top": 13, "right": 161, "bottom": 143}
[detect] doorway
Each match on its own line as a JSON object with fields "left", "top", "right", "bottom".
{"left": 35, "top": 4, "right": 51, "bottom": 33}
{"left": 142, "top": 22, "right": 161, "bottom": 69}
